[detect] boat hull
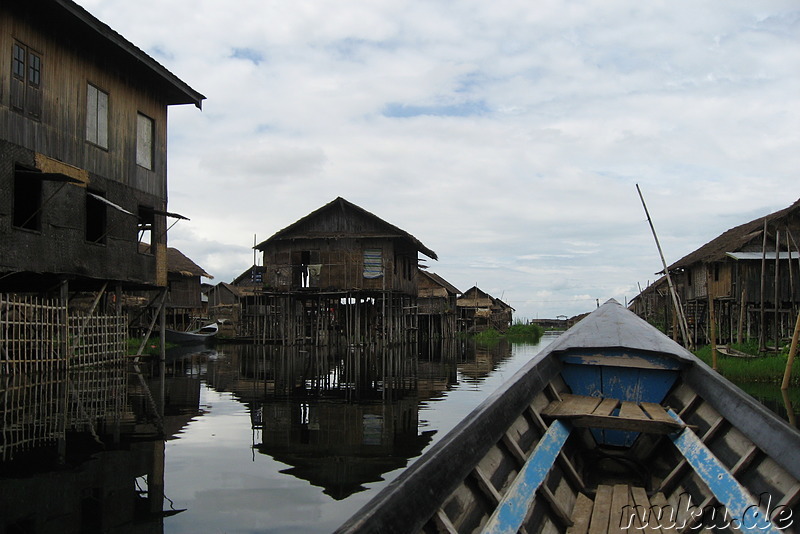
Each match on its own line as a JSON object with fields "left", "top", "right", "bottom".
{"left": 336, "top": 300, "right": 800, "bottom": 534}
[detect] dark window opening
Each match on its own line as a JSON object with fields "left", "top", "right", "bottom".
{"left": 10, "top": 41, "right": 42, "bottom": 120}
{"left": 138, "top": 206, "right": 154, "bottom": 252}
{"left": 292, "top": 250, "right": 319, "bottom": 288}
{"left": 86, "top": 191, "right": 107, "bottom": 244}
{"left": 687, "top": 268, "right": 692, "bottom": 287}
{"left": 13, "top": 165, "right": 42, "bottom": 231}
{"left": 714, "top": 263, "right": 720, "bottom": 282}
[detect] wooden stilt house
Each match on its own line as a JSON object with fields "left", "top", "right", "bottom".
{"left": 457, "top": 286, "right": 515, "bottom": 333}
{"left": 0, "top": 0, "right": 203, "bottom": 462}
{"left": 640, "top": 198, "right": 800, "bottom": 348}
{"left": 251, "top": 197, "right": 438, "bottom": 345}
{"left": 416, "top": 270, "right": 460, "bottom": 340}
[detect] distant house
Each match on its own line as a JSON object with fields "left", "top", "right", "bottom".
{"left": 637, "top": 198, "right": 800, "bottom": 347}
{"left": 416, "top": 270, "right": 461, "bottom": 339}
{"left": 457, "top": 286, "right": 514, "bottom": 333}
{"left": 165, "top": 248, "right": 212, "bottom": 330}
{"left": 256, "top": 197, "right": 437, "bottom": 294}
{"left": 251, "top": 197, "right": 438, "bottom": 344}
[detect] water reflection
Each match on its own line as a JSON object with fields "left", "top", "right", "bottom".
{"left": 8, "top": 333, "right": 795, "bottom": 533}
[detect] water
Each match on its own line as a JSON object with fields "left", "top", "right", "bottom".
{"left": 161, "top": 338, "right": 556, "bottom": 534}
{"left": 0, "top": 335, "right": 555, "bottom": 533}
{"left": 3, "top": 333, "right": 798, "bottom": 533}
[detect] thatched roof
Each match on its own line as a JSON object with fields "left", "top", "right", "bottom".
{"left": 668, "top": 198, "right": 800, "bottom": 270}
{"left": 254, "top": 197, "right": 438, "bottom": 261}
{"left": 167, "top": 247, "right": 212, "bottom": 278}
{"left": 418, "top": 270, "right": 461, "bottom": 295}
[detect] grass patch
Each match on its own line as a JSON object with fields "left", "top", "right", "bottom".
{"left": 472, "top": 322, "right": 544, "bottom": 345}
{"left": 694, "top": 344, "right": 799, "bottom": 386}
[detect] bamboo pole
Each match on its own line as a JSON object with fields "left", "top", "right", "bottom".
{"left": 775, "top": 230, "right": 781, "bottom": 351}
{"left": 707, "top": 269, "right": 718, "bottom": 371}
{"left": 737, "top": 287, "right": 747, "bottom": 345}
{"left": 760, "top": 218, "right": 768, "bottom": 352}
{"left": 782, "top": 308, "right": 800, "bottom": 390}
{"left": 636, "top": 184, "right": 691, "bottom": 348}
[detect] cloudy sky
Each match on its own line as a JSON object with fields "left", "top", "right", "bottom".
{"left": 77, "top": 0, "right": 799, "bottom": 319}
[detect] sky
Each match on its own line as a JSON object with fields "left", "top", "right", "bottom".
{"left": 76, "top": 0, "right": 800, "bottom": 320}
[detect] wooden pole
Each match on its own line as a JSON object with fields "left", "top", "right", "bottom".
{"left": 707, "top": 269, "right": 718, "bottom": 371}
{"left": 759, "top": 218, "right": 768, "bottom": 352}
{"left": 636, "top": 184, "right": 692, "bottom": 348}
{"left": 737, "top": 287, "right": 746, "bottom": 345}
{"left": 775, "top": 230, "right": 781, "bottom": 351}
{"left": 782, "top": 307, "right": 800, "bottom": 390}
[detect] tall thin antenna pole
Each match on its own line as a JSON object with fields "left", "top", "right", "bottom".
{"left": 636, "top": 184, "right": 692, "bottom": 348}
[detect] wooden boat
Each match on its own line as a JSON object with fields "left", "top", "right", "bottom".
{"left": 336, "top": 300, "right": 800, "bottom": 534}
{"left": 164, "top": 322, "right": 218, "bottom": 344}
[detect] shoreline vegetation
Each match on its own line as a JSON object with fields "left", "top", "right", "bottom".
{"left": 693, "top": 342, "right": 799, "bottom": 386}
{"left": 471, "top": 322, "right": 545, "bottom": 345}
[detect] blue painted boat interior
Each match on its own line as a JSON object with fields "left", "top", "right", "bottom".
{"left": 559, "top": 349, "right": 683, "bottom": 446}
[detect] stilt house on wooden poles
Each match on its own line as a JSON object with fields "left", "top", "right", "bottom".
{"left": 634, "top": 198, "right": 800, "bottom": 349}
{"left": 457, "top": 286, "right": 515, "bottom": 333}
{"left": 246, "top": 197, "right": 438, "bottom": 346}
{"left": 0, "top": 0, "right": 203, "bottom": 461}
{"left": 416, "top": 270, "right": 460, "bottom": 341}
{"left": 164, "top": 247, "right": 213, "bottom": 331}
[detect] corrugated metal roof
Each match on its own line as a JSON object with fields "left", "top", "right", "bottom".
{"left": 726, "top": 251, "right": 797, "bottom": 261}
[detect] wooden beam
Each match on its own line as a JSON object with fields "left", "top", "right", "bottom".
{"left": 482, "top": 420, "right": 572, "bottom": 534}
{"left": 666, "top": 410, "right": 784, "bottom": 534}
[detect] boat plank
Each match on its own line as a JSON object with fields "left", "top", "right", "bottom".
{"left": 593, "top": 398, "right": 620, "bottom": 416}
{"left": 639, "top": 402, "right": 675, "bottom": 425}
{"left": 588, "top": 485, "right": 613, "bottom": 534}
{"left": 566, "top": 492, "right": 593, "bottom": 534}
{"left": 609, "top": 484, "right": 630, "bottom": 533}
{"left": 629, "top": 486, "right": 661, "bottom": 534}
{"left": 543, "top": 394, "right": 602, "bottom": 418}
{"left": 618, "top": 402, "right": 649, "bottom": 421}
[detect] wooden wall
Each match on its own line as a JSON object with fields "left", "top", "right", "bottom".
{"left": 261, "top": 238, "right": 419, "bottom": 295}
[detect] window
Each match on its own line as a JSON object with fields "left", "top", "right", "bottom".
{"left": 86, "top": 84, "right": 109, "bottom": 148}
{"left": 363, "top": 249, "right": 383, "bottom": 279}
{"left": 13, "top": 165, "right": 42, "bottom": 231}
{"left": 10, "top": 42, "right": 42, "bottom": 120}
{"left": 85, "top": 191, "right": 107, "bottom": 244}
{"left": 137, "top": 206, "right": 154, "bottom": 251}
{"left": 136, "top": 113, "right": 154, "bottom": 169}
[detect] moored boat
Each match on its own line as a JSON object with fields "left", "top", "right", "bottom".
{"left": 164, "top": 322, "right": 218, "bottom": 344}
{"left": 336, "top": 299, "right": 800, "bottom": 534}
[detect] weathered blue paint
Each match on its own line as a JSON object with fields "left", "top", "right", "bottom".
{"left": 667, "top": 410, "right": 783, "bottom": 534}
{"left": 561, "top": 351, "right": 680, "bottom": 446}
{"left": 481, "top": 420, "right": 572, "bottom": 534}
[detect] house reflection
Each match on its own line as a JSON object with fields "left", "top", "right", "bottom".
{"left": 202, "top": 344, "right": 437, "bottom": 500}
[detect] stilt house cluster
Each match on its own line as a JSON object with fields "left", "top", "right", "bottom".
{"left": 631, "top": 198, "right": 800, "bottom": 349}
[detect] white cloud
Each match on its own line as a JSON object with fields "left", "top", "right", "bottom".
{"left": 77, "top": 0, "right": 800, "bottom": 318}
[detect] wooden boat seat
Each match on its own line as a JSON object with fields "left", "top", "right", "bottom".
{"left": 541, "top": 394, "right": 685, "bottom": 434}
{"left": 568, "top": 484, "right": 677, "bottom": 533}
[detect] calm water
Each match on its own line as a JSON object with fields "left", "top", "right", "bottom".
{"left": 3, "top": 333, "right": 798, "bottom": 533}
{"left": 160, "top": 338, "right": 556, "bottom": 534}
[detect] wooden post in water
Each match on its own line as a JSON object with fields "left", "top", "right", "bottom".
{"left": 759, "top": 218, "right": 768, "bottom": 352}
{"left": 737, "top": 288, "right": 747, "bottom": 345}
{"left": 775, "top": 230, "right": 781, "bottom": 351}
{"left": 707, "top": 268, "right": 718, "bottom": 371}
{"left": 782, "top": 308, "right": 800, "bottom": 390}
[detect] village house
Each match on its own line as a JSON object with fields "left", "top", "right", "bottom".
{"left": 416, "top": 270, "right": 460, "bottom": 340}
{"left": 0, "top": 0, "right": 204, "bottom": 298}
{"left": 457, "top": 286, "right": 515, "bottom": 333}
{"left": 0, "top": 0, "right": 202, "bottom": 464}
{"left": 164, "top": 247, "right": 212, "bottom": 331}
{"left": 248, "top": 197, "right": 438, "bottom": 345}
{"left": 633, "top": 198, "right": 800, "bottom": 349}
